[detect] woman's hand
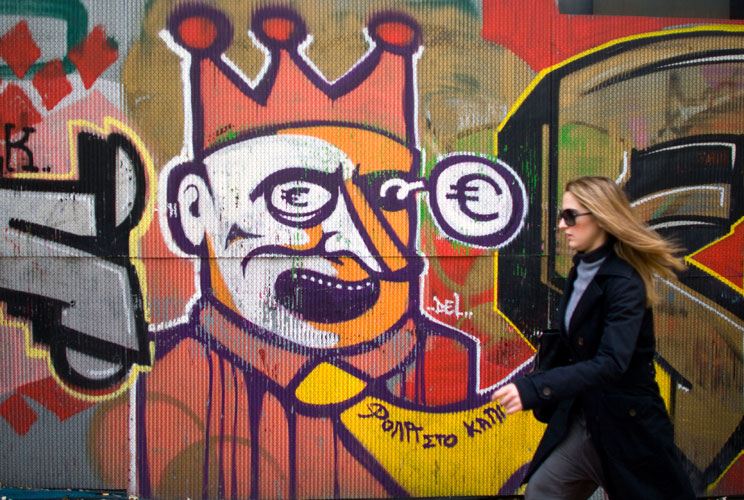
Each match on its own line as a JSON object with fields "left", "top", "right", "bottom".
{"left": 491, "top": 383, "right": 523, "bottom": 414}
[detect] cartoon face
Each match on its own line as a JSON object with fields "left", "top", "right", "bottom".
{"left": 176, "top": 126, "right": 421, "bottom": 348}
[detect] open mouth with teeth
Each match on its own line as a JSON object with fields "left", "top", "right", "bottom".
{"left": 274, "top": 269, "right": 381, "bottom": 323}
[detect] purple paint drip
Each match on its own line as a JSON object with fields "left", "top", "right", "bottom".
{"left": 218, "top": 356, "right": 226, "bottom": 499}
{"left": 230, "top": 364, "right": 239, "bottom": 500}
{"left": 202, "top": 350, "right": 214, "bottom": 500}
{"left": 135, "top": 375, "right": 152, "bottom": 499}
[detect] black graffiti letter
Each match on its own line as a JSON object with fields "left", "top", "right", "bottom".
{"left": 391, "top": 420, "right": 405, "bottom": 441}
{"left": 463, "top": 420, "right": 481, "bottom": 437}
{"left": 484, "top": 406, "right": 506, "bottom": 424}
{"left": 4, "top": 123, "right": 38, "bottom": 173}
{"left": 423, "top": 435, "right": 436, "bottom": 449}
{"left": 358, "top": 403, "right": 389, "bottom": 420}
{"left": 404, "top": 421, "right": 423, "bottom": 443}
{"left": 476, "top": 417, "right": 492, "bottom": 431}
{"left": 443, "top": 434, "right": 458, "bottom": 448}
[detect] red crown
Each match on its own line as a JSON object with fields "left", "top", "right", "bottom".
{"left": 164, "top": 5, "right": 422, "bottom": 155}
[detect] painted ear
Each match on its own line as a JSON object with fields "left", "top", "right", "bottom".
{"left": 176, "top": 173, "right": 214, "bottom": 248}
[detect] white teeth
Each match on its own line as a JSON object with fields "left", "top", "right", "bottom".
{"left": 295, "top": 273, "right": 373, "bottom": 291}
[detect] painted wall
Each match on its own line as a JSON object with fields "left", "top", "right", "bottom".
{"left": 0, "top": 0, "right": 742, "bottom": 498}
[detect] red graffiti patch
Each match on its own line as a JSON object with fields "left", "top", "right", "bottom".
{"left": 0, "top": 21, "right": 41, "bottom": 79}
{"left": 263, "top": 18, "right": 295, "bottom": 42}
{"left": 32, "top": 59, "right": 73, "bottom": 110}
{"left": 0, "top": 84, "right": 42, "bottom": 130}
{"left": 482, "top": 0, "right": 744, "bottom": 71}
{"left": 375, "top": 22, "right": 415, "bottom": 47}
{"left": 17, "top": 377, "right": 95, "bottom": 421}
{"left": 178, "top": 16, "right": 218, "bottom": 49}
{"left": 710, "top": 452, "right": 744, "bottom": 495}
{"left": 432, "top": 235, "right": 485, "bottom": 286}
{"left": 690, "top": 223, "right": 744, "bottom": 289}
{"left": 68, "top": 25, "right": 118, "bottom": 90}
{"left": 0, "top": 393, "right": 37, "bottom": 436}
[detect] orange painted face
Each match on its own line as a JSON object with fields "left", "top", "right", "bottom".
{"left": 200, "top": 126, "right": 421, "bottom": 348}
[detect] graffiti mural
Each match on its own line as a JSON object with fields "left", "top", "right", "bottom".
{"left": 0, "top": 0, "right": 743, "bottom": 498}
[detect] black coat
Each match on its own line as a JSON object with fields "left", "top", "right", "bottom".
{"left": 514, "top": 249, "right": 695, "bottom": 500}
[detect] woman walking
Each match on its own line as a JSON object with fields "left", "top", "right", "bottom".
{"left": 493, "top": 176, "right": 695, "bottom": 499}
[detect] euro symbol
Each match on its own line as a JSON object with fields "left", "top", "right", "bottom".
{"left": 281, "top": 186, "right": 310, "bottom": 207}
{"left": 445, "top": 173, "right": 502, "bottom": 221}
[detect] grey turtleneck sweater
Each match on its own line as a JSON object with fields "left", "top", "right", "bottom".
{"left": 564, "top": 250, "right": 609, "bottom": 330}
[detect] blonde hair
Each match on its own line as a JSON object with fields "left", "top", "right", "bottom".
{"left": 565, "top": 176, "right": 685, "bottom": 306}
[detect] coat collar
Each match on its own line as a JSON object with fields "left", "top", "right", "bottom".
{"left": 572, "top": 236, "right": 615, "bottom": 265}
{"left": 558, "top": 249, "right": 633, "bottom": 335}
{"left": 595, "top": 250, "right": 634, "bottom": 278}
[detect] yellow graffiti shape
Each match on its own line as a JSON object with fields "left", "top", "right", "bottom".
{"left": 342, "top": 396, "right": 544, "bottom": 497}
{"left": 295, "top": 362, "right": 368, "bottom": 405}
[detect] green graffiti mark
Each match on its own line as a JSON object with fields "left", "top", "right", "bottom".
{"left": 559, "top": 124, "right": 586, "bottom": 154}
{"left": 557, "top": 124, "right": 612, "bottom": 193}
{"left": 449, "top": 238, "right": 472, "bottom": 255}
{"left": 0, "top": 0, "right": 88, "bottom": 79}
{"left": 421, "top": 153, "right": 437, "bottom": 179}
{"left": 453, "top": 129, "right": 497, "bottom": 155}
{"left": 409, "top": 0, "right": 479, "bottom": 17}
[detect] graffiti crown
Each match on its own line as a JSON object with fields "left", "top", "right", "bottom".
{"left": 164, "top": 4, "right": 422, "bottom": 156}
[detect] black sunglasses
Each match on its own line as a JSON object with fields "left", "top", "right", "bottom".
{"left": 558, "top": 209, "right": 591, "bottom": 227}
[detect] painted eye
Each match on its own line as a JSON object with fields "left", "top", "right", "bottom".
{"left": 427, "top": 155, "right": 527, "bottom": 248}
{"left": 445, "top": 174, "right": 503, "bottom": 222}
{"left": 270, "top": 180, "right": 334, "bottom": 219}
{"left": 252, "top": 168, "right": 340, "bottom": 228}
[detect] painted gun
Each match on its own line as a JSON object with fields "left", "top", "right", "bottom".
{"left": 0, "top": 127, "right": 150, "bottom": 388}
